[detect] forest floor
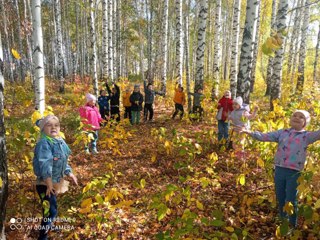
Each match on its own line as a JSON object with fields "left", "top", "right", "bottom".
{"left": 4, "top": 81, "right": 320, "bottom": 240}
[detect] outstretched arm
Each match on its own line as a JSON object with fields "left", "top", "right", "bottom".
{"left": 237, "top": 126, "right": 282, "bottom": 142}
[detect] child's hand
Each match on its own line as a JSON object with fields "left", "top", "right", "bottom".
{"left": 69, "top": 173, "right": 78, "bottom": 186}
{"left": 45, "top": 178, "right": 55, "bottom": 197}
{"left": 235, "top": 126, "right": 251, "bottom": 134}
{"left": 135, "top": 101, "right": 139, "bottom": 105}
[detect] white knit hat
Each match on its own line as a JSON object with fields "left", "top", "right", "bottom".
{"left": 233, "top": 96, "right": 243, "bottom": 106}
{"left": 37, "top": 115, "right": 59, "bottom": 131}
{"left": 85, "top": 93, "right": 96, "bottom": 103}
{"left": 294, "top": 110, "right": 311, "bottom": 127}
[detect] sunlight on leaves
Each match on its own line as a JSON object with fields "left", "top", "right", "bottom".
{"left": 11, "top": 48, "right": 21, "bottom": 59}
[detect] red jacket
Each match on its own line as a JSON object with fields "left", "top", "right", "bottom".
{"left": 217, "top": 97, "right": 233, "bottom": 121}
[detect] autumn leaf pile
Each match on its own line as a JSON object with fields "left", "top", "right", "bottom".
{"left": 4, "top": 78, "right": 320, "bottom": 240}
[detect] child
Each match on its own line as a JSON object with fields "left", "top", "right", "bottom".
{"left": 122, "top": 88, "right": 132, "bottom": 120}
{"left": 79, "top": 93, "right": 103, "bottom": 154}
{"left": 106, "top": 82, "right": 120, "bottom": 122}
{"left": 217, "top": 90, "right": 233, "bottom": 142}
{"left": 130, "top": 84, "right": 144, "bottom": 124}
{"left": 228, "top": 96, "right": 257, "bottom": 155}
{"left": 98, "top": 89, "right": 110, "bottom": 121}
{"left": 33, "top": 115, "right": 78, "bottom": 240}
{"left": 238, "top": 110, "right": 320, "bottom": 228}
{"left": 188, "top": 88, "right": 205, "bottom": 120}
{"left": 144, "top": 80, "right": 163, "bottom": 121}
{"left": 172, "top": 83, "right": 186, "bottom": 120}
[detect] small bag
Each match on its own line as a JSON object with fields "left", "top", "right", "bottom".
{"left": 216, "top": 107, "right": 223, "bottom": 120}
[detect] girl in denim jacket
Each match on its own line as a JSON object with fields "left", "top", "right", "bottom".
{"left": 33, "top": 115, "right": 78, "bottom": 240}
{"left": 239, "top": 110, "right": 320, "bottom": 228}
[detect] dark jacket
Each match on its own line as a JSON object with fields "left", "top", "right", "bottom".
{"left": 144, "top": 81, "right": 162, "bottom": 104}
{"left": 106, "top": 83, "right": 120, "bottom": 107}
{"left": 98, "top": 95, "right": 110, "bottom": 110}
{"left": 130, "top": 91, "right": 144, "bottom": 111}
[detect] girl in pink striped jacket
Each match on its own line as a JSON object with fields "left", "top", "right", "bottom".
{"left": 79, "top": 93, "right": 103, "bottom": 154}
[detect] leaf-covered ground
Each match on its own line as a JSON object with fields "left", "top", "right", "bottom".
{"left": 4, "top": 81, "right": 320, "bottom": 240}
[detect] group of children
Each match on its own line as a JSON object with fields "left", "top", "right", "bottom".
{"left": 31, "top": 85, "right": 320, "bottom": 239}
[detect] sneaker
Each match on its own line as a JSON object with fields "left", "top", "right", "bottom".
{"left": 92, "top": 149, "right": 99, "bottom": 154}
{"left": 85, "top": 149, "right": 90, "bottom": 154}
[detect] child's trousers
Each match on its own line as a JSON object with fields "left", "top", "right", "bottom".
{"left": 131, "top": 111, "right": 140, "bottom": 124}
{"left": 274, "top": 166, "right": 301, "bottom": 227}
{"left": 218, "top": 120, "right": 229, "bottom": 141}
{"left": 36, "top": 185, "right": 58, "bottom": 240}
{"left": 172, "top": 103, "right": 184, "bottom": 119}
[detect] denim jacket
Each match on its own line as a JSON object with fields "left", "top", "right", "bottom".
{"left": 250, "top": 128, "right": 320, "bottom": 171}
{"left": 33, "top": 135, "right": 72, "bottom": 184}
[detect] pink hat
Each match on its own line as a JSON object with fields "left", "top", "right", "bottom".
{"left": 37, "top": 115, "right": 59, "bottom": 131}
{"left": 85, "top": 93, "right": 96, "bottom": 103}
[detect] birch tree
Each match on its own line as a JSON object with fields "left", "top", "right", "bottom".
{"left": 175, "top": 0, "right": 183, "bottom": 85}
{"left": 211, "top": 0, "right": 221, "bottom": 99}
{"left": 265, "top": 0, "right": 277, "bottom": 96}
{"left": 236, "top": 0, "right": 260, "bottom": 103}
{"left": 295, "top": 0, "right": 310, "bottom": 94}
{"left": 0, "top": 30, "right": 8, "bottom": 240}
{"left": 54, "top": 0, "right": 66, "bottom": 93}
{"left": 89, "top": 0, "right": 98, "bottom": 96}
{"left": 108, "top": 0, "right": 114, "bottom": 82}
{"left": 194, "top": 0, "right": 208, "bottom": 91}
{"left": 250, "top": 1, "right": 261, "bottom": 92}
{"left": 270, "top": 0, "right": 288, "bottom": 109}
{"left": 32, "top": 0, "right": 45, "bottom": 114}
{"left": 102, "top": 0, "right": 108, "bottom": 80}
{"left": 313, "top": 23, "right": 320, "bottom": 85}
{"left": 184, "top": 0, "right": 191, "bottom": 111}
{"left": 23, "top": 0, "right": 34, "bottom": 83}
{"left": 161, "top": 0, "right": 169, "bottom": 93}
{"left": 229, "top": 0, "right": 241, "bottom": 98}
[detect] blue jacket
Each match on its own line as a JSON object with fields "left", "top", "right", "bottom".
{"left": 98, "top": 95, "right": 110, "bottom": 110}
{"left": 33, "top": 135, "right": 72, "bottom": 184}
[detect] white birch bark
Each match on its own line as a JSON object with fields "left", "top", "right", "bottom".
{"left": 102, "top": 0, "right": 109, "bottom": 80}
{"left": 184, "top": 0, "right": 191, "bottom": 111}
{"left": 89, "top": 0, "right": 98, "bottom": 96}
{"left": 175, "top": 0, "right": 183, "bottom": 85}
{"left": 23, "top": 0, "right": 34, "bottom": 82}
{"left": 313, "top": 23, "right": 320, "bottom": 85}
{"left": 108, "top": 0, "right": 114, "bottom": 82}
{"left": 229, "top": 0, "right": 241, "bottom": 98}
{"left": 295, "top": 0, "right": 309, "bottom": 94}
{"left": 195, "top": 0, "right": 208, "bottom": 91}
{"left": 250, "top": 1, "right": 261, "bottom": 92}
{"left": 116, "top": 0, "right": 121, "bottom": 79}
{"left": 270, "top": 0, "right": 288, "bottom": 109}
{"left": 32, "top": 0, "right": 45, "bottom": 114}
{"left": 113, "top": 0, "right": 117, "bottom": 80}
{"left": 54, "top": 0, "right": 65, "bottom": 93}
{"left": 236, "top": 0, "right": 260, "bottom": 103}
{"left": 265, "top": 0, "right": 277, "bottom": 96}
{"left": 161, "top": 0, "right": 169, "bottom": 93}
{"left": 0, "top": 0, "right": 14, "bottom": 82}
{"left": 0, "top": 30, "right": 8, "bottom": 240}
{"left": 212, "top": 0, "right": 221, "bottom": 99}
{"left": 287, "top": 0, "right": 303, "bottom": 81}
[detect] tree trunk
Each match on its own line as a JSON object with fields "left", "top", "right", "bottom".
{"left": 211, "top": 0, "right": 221, "bottom": 100}
{"left": 270, "top": 0, "right": 288, "bottom": 109}
{"left": 14, "top": 0, "right": 26, "bottom": 82}
{"left": 295, "top": 0, "right": 309, "bottom": 95}
{"left": 1, "top": 0, "right": 14, "bottom": 82}
{"left": 286, "top": 0, "right": 302, "bottom": 80}
{"left": 146, "top": 0, "right": 153, "bottom": 82}
{"left": 116, "top": 0, "right": 121, "bottom": 80}
{"left": 89, "top": 0, "right": 98, "bottom": 97}
{"left": 194, "top": 0, "right": 208, "bottom": 91}
{"left": 175, "top": 0, "right": 183, "bottom": 85}
{"left": 54, "top": 0, "right": 66, "bottom": 93}
{"left": 229, "top": 0, "right": 241, "bottom": 98}
{"left": 265, "top": 0, "right": 277, "bottom": 96}
{"left": 23, "top": 0, "right": 34, "bottom": 83}
{"left": 313, "top": 23, "right": 320, "bottom": 86}
{"left": 32, "top": 0, "right": 45, "bottom": 114}
{"left": 236, "top": 0, "right": 260, "bottom": 104}
{"left": 250, "top": 1, "right": 261, "bottom": 93}
{"left": 161, "top": 0, "right": 169, "bottom": 93}
{"left": 0, "top": 30, "right": 9, "bottom": 240}
{"left": 108, "top": 0, "right": 114, "bottom": 82}
{"left": 184, "top": 0, "right": 192, "bottom": 111}
{"left": 102, "top": 0, "right": 109, "bottom": 80}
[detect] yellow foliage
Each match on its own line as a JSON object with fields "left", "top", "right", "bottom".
{"left": 0, "top": 177, "right": 2, "bottom": 188}
{"left": 237, "top": 174, "right": 246, "bottom": 186}
{"left": 196, "top": 200, "right": 204, "bottom": 210}
{"left": 11, "top": 48, "right": 21, "bottom": 59}
{"left": 283, "top": 202, "right": 294, "bottom": 215}
{"left": 81, "top": 198, "right": 93, "bottom": 208}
